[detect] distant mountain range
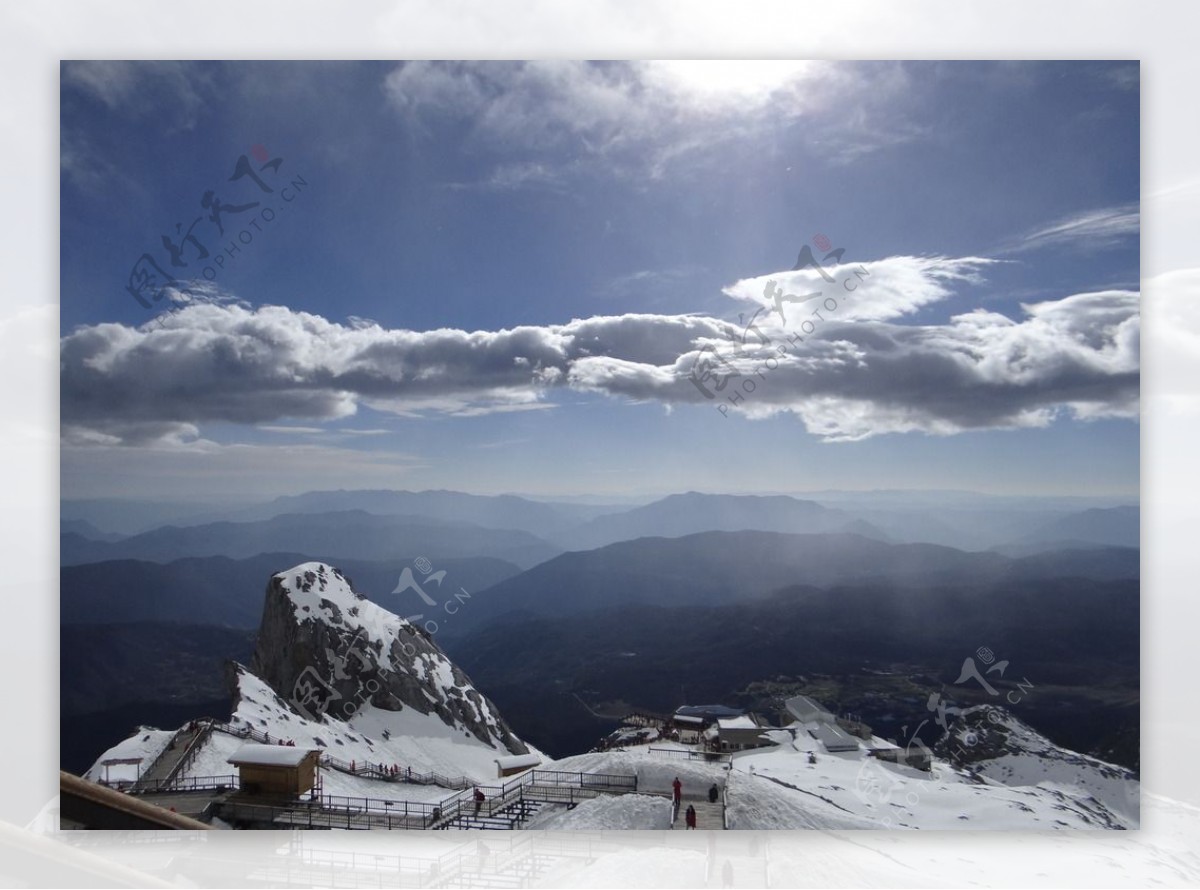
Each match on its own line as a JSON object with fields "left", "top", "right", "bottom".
{"left": 60, "top": 510, "right": 560, "bottom": 569}
{"left": 996, "top": 505, "right": 1140, "bottom": 554}
{"left": 60, "top": 489, "right": 622, "bottom": 538}
{"left": 60, "top": 518, "right": 126, "bottom": 543}
{"left": 62, "top": 519, "right": 1140, "bottom": 634}
{"left": 444, "top": 530, "right": 1139, "bottom": 635}
{"left": 556, "top": 491, "right": 887, "bottom": 550}
{"left": 63, "top": 489, "right": 1140, "bottom": 555}
{"left": 183, "top": 488, "right": 617, "bottom": 539}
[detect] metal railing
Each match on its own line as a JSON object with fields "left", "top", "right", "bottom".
{"left": 124, "top": 774, "right": 239, "bottom": 794}
{"left": 209, "top": 799, "right": 435, "bottom": 831}
{"left": 434, "top": 768, "right": 638, "bottom": 829}
{"left": 647, "top": 746, "right": 731, "bottom": 763}
{"left": 160, "top": 723, "right": 213, "bottom": 787}
{"left": 208, "top": 720, "right": 476, "bottom": 789}
{"left": 203, "top": 765, "right": 640, "bottom": 831}
{"left": 530, "top": 769, "right": 638, "bottom": 791}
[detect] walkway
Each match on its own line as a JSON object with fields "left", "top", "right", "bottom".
{"left": 132, "top": 722, "right": 210, "bottom": 791}
{"left": 676, "top": 799, "right": 725, "bottom": 830}
{"left": 670, "top": 787, "right": 727, "bottom": 830}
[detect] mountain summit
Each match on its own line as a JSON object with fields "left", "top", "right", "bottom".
{"left": 245, "top": 561, "right": 527, "bottom": 756}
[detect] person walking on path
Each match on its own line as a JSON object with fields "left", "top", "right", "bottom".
{"left": 672, "top": 777, "right": 682, "bottom": 804}
{"left": 685, "top": 805, "right": 697, "bottom": 829}
{"left": 708, "top": 783, "right": 719, "bottom": 803}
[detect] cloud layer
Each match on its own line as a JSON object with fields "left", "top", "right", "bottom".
{"left": 382, "top": 60, "right": 922, "bottom": 177}
{"left": 61, "top": 256, "right": 1139, "bottom": 445}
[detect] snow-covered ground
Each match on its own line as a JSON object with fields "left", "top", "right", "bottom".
{"left": 88, "top": 706, "right": 1138, "bottom": 831}
{"left": 169, "top": 666, "right": 542, "bottom": 802}
{"left": 527, "top": 720, "right": 1136, "bottom": 831}
{"left": 550, "top": 744, "right": 729, "bottom": 801}
{"left": 177, "top": 729, "right": 455, "bottom": 805}
{"left": 82, "top": 728, "right": 174, "bottom": 785}
{"left": 941, "top": 706, "right": 1139, "bottom": 824}
{"left": 524, "top": 793, "right": 670, "bottom": 829}
{"left": 724, "top": 721, "right": 1134, "bottom": 830}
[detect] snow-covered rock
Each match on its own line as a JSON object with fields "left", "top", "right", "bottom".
{"left": 934, "top": 704, "right": 1138, "bottom": 824}
{"left": 87, "top": 561, "right": 533, "bottom": 789}
{"left": 248, "top": 561, "right": 526, "bottom": 755}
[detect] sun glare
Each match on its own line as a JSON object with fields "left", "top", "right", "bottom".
{"left": 645, "top": 60, "right": 818, "bottom": 103}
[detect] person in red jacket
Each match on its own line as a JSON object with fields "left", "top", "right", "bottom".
{"left": 672, "top": 777, "right": 682, "bottom": 804}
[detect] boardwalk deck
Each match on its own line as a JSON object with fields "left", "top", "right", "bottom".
{"left": 132, "top": 723, "right": 208, "bottom": 790}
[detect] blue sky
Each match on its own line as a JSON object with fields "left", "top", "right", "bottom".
{"left": 59, "top": 61, "right": 1140, "bottom": 501}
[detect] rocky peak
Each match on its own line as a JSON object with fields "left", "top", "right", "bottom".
{"left": 244, "top": 561, "right": 526, "bottom": 755}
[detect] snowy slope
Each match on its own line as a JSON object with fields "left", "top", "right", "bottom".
{"left": 935, "top": 705, "right": 1138, "bottom": 823}
{"left": 536, "top": 722, "right": 1136, "bottom": 831}
{"left": 178, "top": 666, "right": 529, "bottom": 787}
{"left": 729, "top": 721, "right": 1135, "bottom": 830}
{"left": 82, "top": 728, "right": 174, "bottom": 785}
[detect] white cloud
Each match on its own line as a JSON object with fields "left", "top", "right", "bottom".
{"left": 382, "top": 60, "right": 921, "bottom": 179}
{"left": 59, "top": 256, "right": 1139, "bottom": 445}
{"left": 1003, "top": 203, "right": 1140, "bottom": 254}
{"left": 723, "top": 255, "right": 996, "bottom": 323}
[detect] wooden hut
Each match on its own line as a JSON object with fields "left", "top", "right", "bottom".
{"left": 227, "top": 744, "right": 319, "bottom": 796}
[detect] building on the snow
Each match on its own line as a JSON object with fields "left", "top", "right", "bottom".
{"left": 868, "top": 746, "right": 932, "bottom": 771}
{"left": 495, "top": 753, "right": 541, "bottom": 778}
{"left": 783, "top": 694, "right": 836, "bottom": 725}
{"left": 836, "top": 716, "right": 874, "bottom": 739}
{"left": 715, "top": 714, "right": 775, "bottom": 751}
{"left": 669, "top": 704, "right": 745, "bottom": 744}
{"left": 672, "top": 713, "right": 706, "bottom": 743}
{"left": 228, "top": 744, "right": 320, "bottom": 796}
{"left": 809, "top": 722, "right": 860, "bottom": 753}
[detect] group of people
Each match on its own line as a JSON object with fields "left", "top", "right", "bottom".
{"left": 671, "top": 777, "right": 720, "bottom": 829}
{"left": 347, "top": 760, "right": 414, "bottom": 779}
